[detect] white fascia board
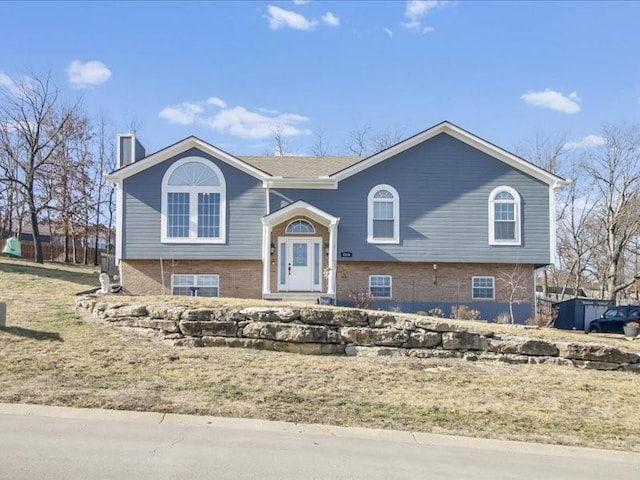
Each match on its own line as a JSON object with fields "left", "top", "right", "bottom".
{"left": 115, "top": 181, "right": 123, "bottom": 265}
{"left": 262, "top": 200, "right": 340, "bottom": 227}
{"left": 332, "top": 122, "right": 570, "bottom": 188}
{"left": 264, "top": 178, "right": 338, "bottom": 189}
{"left": 107, "top": 137, "right": 271, "bottom": 182}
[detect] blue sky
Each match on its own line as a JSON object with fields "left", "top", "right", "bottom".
{"left": 1, "top": 1, "right": 639, "bottom": 156}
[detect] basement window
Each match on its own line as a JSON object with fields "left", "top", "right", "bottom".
{"left": 172, "top": 274, "right": 219, "bottom": 297}
{"left": 472, "top": 276, "right": 494, "bottom": 300}
{"left": 369, "top": 275, "right": 392, "bottom": 299}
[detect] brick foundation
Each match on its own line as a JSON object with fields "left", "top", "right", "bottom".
{"left": 335, "top": 261, "right": 535, "bottom": 305}
{"left": 121, "top": 259, "right": 262, "bottom": 298}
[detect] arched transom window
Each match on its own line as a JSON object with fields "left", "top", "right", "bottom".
{"left": 161, "top": 157, "right": 226, "bottom": 243}
{"left": 488, "top": 186, "right": 521, "bottom": 245}
{"left": 367, "top": 184, "right": 400, "bottom": 244}
{"left": 286, "top": 219, "right": 315, "bottom": 234}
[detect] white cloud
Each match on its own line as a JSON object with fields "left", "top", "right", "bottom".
{"left": 405, "top": 0, "right": 439, "bottom": 19}
{"left": 207, "top": 97, "right": 227, "bottom": 108}
{"left": 159, "top": 97, "right": 312, "bottom": 139}
{"left": 293, "top": 0, "right": 309, "bottom": 4}
{"left": 267, "top": 5, "right": 318, "bottom": 31}
{"left": 322, "top": 12, "right": 340, "bottom": 27}
{"left": 0, "top": 72, "right": 34, "bottom": 97}
{"left": 563, "top": 134, "right": 605, "bottom": 151}
{"left": 520, "top": 89, "right": 582, "bottom": 114}
{"left": 403, "top": 0, "right": 442, "bottom": 32}
{"left": 0, "top": 71, "right": 19, "bottom": 95}
{"left": 384, "top": 28, "right": 393, "bottom": 38}
{"left": 159, "top": 102, "right": 204, "bottom": 125}
{"left": 67, "top": 60, "right": 112, "bottom": 89}
{"left": 258, "top": 107, "right": 280, "bottom": 115}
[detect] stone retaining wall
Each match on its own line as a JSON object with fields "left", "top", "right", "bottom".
{"left": 75, "top": 296, "right": 640, "bottom": 373}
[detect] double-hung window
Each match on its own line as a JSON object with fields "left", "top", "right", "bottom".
{"left": 161, "top": 158, "right": 226, "bottom": 243}
{"left": 367, "top": 184, "right": 400, "bottom": 244}
{"left": 472, "top": 276, "right": 495, "bottom": 300}
{"left": 489, "top": 186, "right": 521, "bottom": 245}
{"left": 369, "top": 275, "right": 392, "bottom": 299}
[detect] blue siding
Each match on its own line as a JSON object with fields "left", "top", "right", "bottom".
{"left": 271, "top": 133, "right": 551, "bottom": 265}
{"left": 123, "top": 148, "right": 265, "bottom": 260}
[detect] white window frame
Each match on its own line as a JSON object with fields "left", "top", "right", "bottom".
{"left": 171, "top": 274, "right": 220, "bottom": 297}
{"left": 472, "top": 276, "right": 495, "bottom": 300}
{"left": 488, "top": 186, "right": 521, "bottom": 246}
{"left": 369, "top": 275, "right": 392, "bottom": 299}
{"left": 367, "top": 184, "right": 400, "bottom": 244}
{"left": 161, "top": 157, "right": 226, "bottom": 244}
{"left": 285, "top": 219, "right": 316, "bottom": 234}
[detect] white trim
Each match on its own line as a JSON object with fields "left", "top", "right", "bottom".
{"left": 277, "top": 237, "right": 323, "bottom": 292}
{"left": 264, "top": 178, "right": 338, "bottom": 189}
{"left": 327, "top": 223, "right": 337, "bottom": 295}
{"left": 471, "top": 276, "right": 495, "bottom": 300}
{"left": 262, "top": 224, "right": 272, "bottom": 295}
{"left": 549, "top": 187, "right": 557, "bottom": 264}
{"left": 261, "top": 200, "right": 339, "bottom": 297}
{"left": 488, "top": 186, "right": 521, "bottom": 246}
{"left": 106, "top": 136, "right": 270, "bottom": 183}
{"left": 332, "top": 122, "right": 570, "bottom": 188}
{"left": 116, "top": 133, "right": 134, "bottom": 169}
{"left": 160, "top": 157, "right": 227, "bottom": 244}
{"left": 285, "top": 219, "right": 316, "bottom": 234}
{"left": 262, "top": 200, "right": 340, "bottom": 228}
{"left": 369, "top": 275, "right": 392, "bottom": 299}
{"left": 367, "top": 184, "right": 400, "bottom": 244}
{"left": 115, "top": 182, "right": 123, "bottom": 265}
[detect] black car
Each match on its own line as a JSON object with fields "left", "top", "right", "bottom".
{"left": 588, "top": 305, "right": 640, "bottom": 333}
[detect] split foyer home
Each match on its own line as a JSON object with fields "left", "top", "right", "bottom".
{"left": 106, "top": 121, "right": 569, "bottom": 322}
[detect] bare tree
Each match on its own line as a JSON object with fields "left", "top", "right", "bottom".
{"left": 584, "top": 125, "right": 640, "bottom": 300}
{"left": 344, "top": 123, "right": 372, "bottom": 156}
{"left": 310, "top": 130, "right": 331, "bottom": 157}
{"left": 496, "top": 264, "right": 531, "bottom": 324}
{"left": 516, "top": 131, "right": 569, "bottom": 298}
{"left": 0, "top": 73, "right": 78, "bottom": 263}
{"left": 516, "top": 131, "right": 568, "bottom": 176}
{"left": 370, "top": 129, "right": 404, "bottom": 154}
{"left": 555, "top": 168, "right": 600, "bottom": 300}
{"left": 271, "top": 125, "right": 290, "bottom": 157}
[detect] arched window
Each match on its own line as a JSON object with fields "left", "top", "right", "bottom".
{"left": 161, "top": 157, "right": 226, "bottom": 243}
{"left": 367, "top": 184, "right": 399, "bottom": 244}
{"left": 286, "top": 219, "right": 315, "bottom": 234}
{"left": 488, "top": 186, "right": 520, "bottom": 245}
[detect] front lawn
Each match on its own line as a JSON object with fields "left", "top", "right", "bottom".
{"left": 1, "top": 258, "right": 639, "bottom": 451}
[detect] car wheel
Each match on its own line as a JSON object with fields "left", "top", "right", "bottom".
{"left": 589, "top": 325, "right": 600, "bottom": 333}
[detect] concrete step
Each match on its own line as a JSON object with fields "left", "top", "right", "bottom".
{"left": 262, "top": 293, "right": 334, "bottom": 304}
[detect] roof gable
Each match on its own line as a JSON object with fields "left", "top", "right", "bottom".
{"left": 331, "top": 121, "right": 569, "bottom": 188}
{"left": 105, "top": 122, "right": 569, "bottom": 189}
{"left": 105, "top": 136, "right": 271, "bottom": 183}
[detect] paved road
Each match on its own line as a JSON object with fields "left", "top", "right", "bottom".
{"left": 0, "top": 404, "right": 639, "bottom": 480}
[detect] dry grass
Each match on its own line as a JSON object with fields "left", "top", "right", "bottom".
{"left": 1, "top": 257, "right": 639, "bottom": 451}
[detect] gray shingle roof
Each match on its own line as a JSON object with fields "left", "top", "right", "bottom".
{"left": 238, "top": 156, "right": 362, "bottom": 178}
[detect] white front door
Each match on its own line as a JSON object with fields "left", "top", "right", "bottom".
{"left": 278, "top": 238, "right": 322, "bottom": 292}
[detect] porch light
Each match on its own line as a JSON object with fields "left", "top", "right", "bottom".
{"left": 270, "top": 243, "right": 276, "bottom": 255}
{"left": 324, "top": 243, "right": 330, "bottom": 255}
